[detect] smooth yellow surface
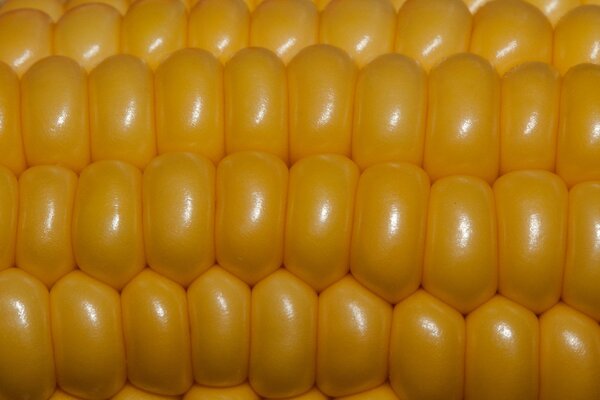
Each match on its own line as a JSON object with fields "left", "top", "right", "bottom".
{"left": 122, "top": 269, "right": 193, "bottom": 395}
{"left": 463, "top": 0, "right": 491, "bottom": 12}
{"left": 563, "top": 182, "right": 600, "bottom": 321}
{"left": 500, "top": 62, "right": 560, "bottom": 173}
{"left": 155, "top": 49, "right": 224, "bottom": 163}
{"left": 494, "top": 170, "right": 567, "bottom": 314}
{"left": 65, "top": 0, "right": 128, "bottom": 14}
{"left": 557, "top": 63, "right": 600, "bottom": 186}
{"left": 113, "top": 384, "right": 180, "bottom": 400}
{"left": 50, "top": 271, "right": 126, "bottom": 399}
{"left": 122, "top": 0, "right": 187, "bottom": 69}
{"left": 423, "top": 175, "right": 498, "bottom": 314}
{"left": 250, "top": 0, "right": 318, "bottom": 64}
{"left": 188, "top": 0, "right": 249, "bottom": 64}
{"left": 288, "top": 45, "right": 357, "bottom": 163}
{"left": 280, "top": 387, "right": 328, "bottom": 400}
{"left": 55, "top": 3, "right": 121, "bottom": 72}
{"left": 352, "top": 54, "right": 427, "bottom": 169}
{"left": 89, "top": 54, "right": 156, "bottom": 168}
{"left": 320, "top": 0, "right": 395, "bottom": 67}
{"left": 184, "top": 384, "right": 259, "bottom": 400}
{"left": 390, "top": 290, "right": 465, "bottom": 400}
{"left": 525, "top": 0, "right": 580, "bottom": 26}
{"left": 16, "top": 166, "right": 77, "bottom": 287}
{"left": 540, "top": 303, "right": 600, "bottom": 400}
{"left": 0, "top": 167, "right": 16, "bottom": 272}
{"left": 224, "top": 48, "right": 288, "bottom": 162}
{"left": 72, "top": 161, "right": 145, "bottom": 290}
{"left": 554, "top": 5, "right": 600, "bottom": 75}
{"left": 350, "top": 163, "right": 429, "bottom": 304}
{"left": 21, "top": 56, "right": 90, "bottom": 172}
{"left": 0, "top": 9, "right": 52, "bottom": 76}
{"left": 250, "top": 269, "right": 317, "bottom": 398}
{"left": 395, "top": 0, "right": 472, "bottom": 71}
{"left": 0, "top": 268, "right": 55, "bottom": 400}
{"left": 335, "top": 385, "right": 399, "bottom": 399}
{"left": 284, "top": 155, "right": 358, "bottom": 292}
{"left": 425, "top": 53, "right": 500, "bottom": 183}
{"left": 49, "top": 389, "right": 85, "bottom": 400}
{"left": 144, "top": 152, "right": 215, "bottom": 286}
{"left": 470, "top": 0, "right": 552, "bottom": 76}
{"left": 0, "top": 0, "right": 63, "bottom": 21}
{"left": 0, "top": 62, "right": 24, "bottom": 175}
{"left": 216, "top": 152, "right": 287, "bottom": 285}
{"left": 466, "top": 296, "right": 539, "bottom": 400}
{"left": 188, "top": 267, "right": 250, "bottom": 387}
{"left": 318, "top": 275, "right": 392, "bottom": 397}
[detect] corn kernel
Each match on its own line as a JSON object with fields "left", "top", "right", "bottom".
{"left": 554, "top": 5, "right": 600, "bottom": 75}
{"left": 0, "top": 166, "right": 17, "bottom": 272}
{"left": 0, "top": 63, "right": 24, "bottom": 176}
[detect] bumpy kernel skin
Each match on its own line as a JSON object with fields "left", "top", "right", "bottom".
{"left": 470, "top": 0, "right": 552, "bottom": 76}
{"left": 155, "top": 49, "right": 224, "bottom": 163}
{"left": 390, "top": 290, "right": 465, "bottom": 400}
{"left": 65, "top": 0, "right": 128, "bottom": 15}
{"left": 89, "top": 55, "right": 157, "bottom": 169}
{"left": 494, "top": 170, "right": 567, "bottom": 314}
{"left": 17, "top": 166, "right": 77, "bottom": 287}
{"left": 335, "top": 385, "right": 399, "bottom": 400}
{"left": 317, "top": 276, "right": 392, "bottom": 398}
{"left": 466, "top": 296, "right": 539, "bottom": 400}
{"left": 0, "top": 9, "right": 52, "bottom": 77}
{"left": 216, "top": 152, "right": 288, "bottom": 285}
{"left": 122, "top": 269, "right": 193, "bottom": 396}
{"left": 557, "top": 64, "right": 600, "bottom": 187}
{"left": 188, "top": 0, "right": 249, "bottom": 64}
{"left": 250, "top": 269, "right": 318, "bottom": 398}
{"left": 184, "top": 384, "right": 259, "bottom": 400}
{"left": 0, "top": 269, "right": 55, "bottom": 400}
{"left": 395, "top": 0, "right": 472, "bottom": 71}
{"left": 54, "top": 4, "right": 121, "bottom": 72}
{"left": 250, "top": 0, "right": 318, "bottom": 64}
{"left": 563, "top": 182, "right": 600, "bottom": 321}
{"left": 320, "top": 0, "right": 396, "bottom": 67}
{"left": 284, "top": 155, "right": 359, "bottom": 292}
{"left": 0, "top": 62, "right": 24, "bottom": 175}
{"left": 122, "top": 0, "right": 187, "bottom": 69}
{"left": 554, "top": 5, "right": 600, "bottom": 75}
{"left": 21, "top": 56, "right": 90, "bottom": 172}
{"left": 113, "top": 384, "right": 181, "bottom": 400}
{"left": 500, "top": 62, "right": 560, "bottom": 173}
{"left": 423, "top": 175, "right": 498, "bottom": 314}
{"left": 525, "top": 0, "right": 580, "bottom": 26}
{"left": 143, "top": 153, "right": 215, "bottom": 286}
{"left": 352, "top": 54, "right": 427, "bottom": 170}
{"left": 288, "top": 45, "right": 357, "bottom": 163}
{"left": 188, "top": 267, "right": 250, "bottom": 387}
{"left": 50, "top": 271, "right": 126, "bottom": 400}
{"left": 72, "top": 161, "right": 145, "bottom": 290}
{"left": 0, "top": 0, "right": 63, "bottom": 22}
{"left": 224, "top": 48, "right": 288, "bottom": 162}
{"left": 350, "top": 163, "right": 429, "bottom": 304}
{"left": 0, "top": 167, "right": 17, "bottom": 272}
{"left": 424, "top": 53, "right": 500, "bottom": 184}
{"left": 540, "top": 303, "right": 600, "bottom": 400}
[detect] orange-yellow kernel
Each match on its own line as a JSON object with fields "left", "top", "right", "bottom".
{"left": 65, "top": 0, "right": 128, "bottom": 15}
{"left": 284, "top": 155, "right": 359, "bottom": 292}
{"left": 554, "top": 5, "right": 600, "bottom": 75}
{"left": 423, "top": 175, "right": 498, "bottom": 314}
{"left": 0, "top": 62, "right": 24, "bottom": 175}
{"left": 424, "top": 53, "right": 500, "bottom": 183}
{"left": 288, "top": 45, "right": 357, "bottom": 163}
{"left": 395, "top": 0, "right": 472, "bottom": 71}
{"left": 0, "top": 0, "right": 63, "bottom": 22}
{"left": 0, "top": 167, "right": 17, "bottom": 272}
{"left": 524, "top": 0, "right": 580, "bottom": 26}
{"left": 184, "top": 383, "right": 259, "bottom": 400}
{"left": 155, "top": 49, "right": 224, "bottom": 163}
{"left": 224, "top": 48, "right": 288, "bottom": 162}
{"left": 352, "top": 54, "right": 427, "bottom": 169}
{"left": 55, "top": 3, "right": 121, "bottom": 72}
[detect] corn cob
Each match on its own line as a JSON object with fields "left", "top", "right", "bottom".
{"left": 1, "top": 0, "right": 600, "bottom": 399}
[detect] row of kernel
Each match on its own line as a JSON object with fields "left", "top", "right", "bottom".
{"left": 2, "top": 0, "right": 600, "bottom": 76}
{"left": 1, "top": 48, "right": 599, "bottom": 185}
{"left": 2, "top": 152, "right": 600, "bottom": 321}
{"left": 2, "top": 265, "right": 599, "bottom": 400}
